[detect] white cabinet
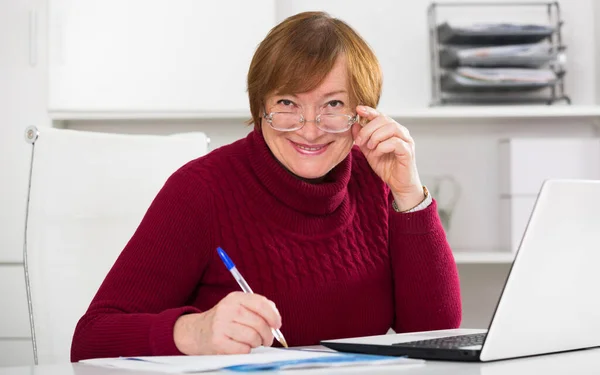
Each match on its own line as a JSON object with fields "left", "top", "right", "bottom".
{"left": 595, "top": 0, "right": 600, "bottom": 105}
{"left": 499, "top": 138, "right": 600, "bottom": 196}
{"left": 1, "top": 0, "right": 47, "bottom": 364}
{"left": 0, "top": 266, "right": 31, "bottom": 339}
{"left": 48, "top": 0, "right": 275, "bottom": 113}
{"left": 0, "top": 340, "right": 34, "bottom": 367}
{"left": 499, "top": 196, "right": 537, "bottom": 253}
{"left": 0, "top": 0, "right": 48, "bottom": 264}
{"left": 499, "top": 138, "right": 600, "bottom": 252}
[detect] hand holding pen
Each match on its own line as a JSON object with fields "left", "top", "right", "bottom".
{"left": 172, "top": 249, "right": 285, "bottom": 355}
{"left": 218, "top": 247, "right": 288, "bottom": 348}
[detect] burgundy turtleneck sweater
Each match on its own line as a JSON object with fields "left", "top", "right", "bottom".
{"left": 71, "top": 129, "right": 461, "bottom": 361}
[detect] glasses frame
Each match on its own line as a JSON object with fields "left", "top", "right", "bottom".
{"left": 262, "top": 107, "right": 360, "bottom": 134}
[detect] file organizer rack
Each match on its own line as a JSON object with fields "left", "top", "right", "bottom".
{"left": 427, "top": 1, "right": 571, "bottom": 106}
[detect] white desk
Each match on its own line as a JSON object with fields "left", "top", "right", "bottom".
{"left": 2, "top": 349, "right": 600, "bottom": 375}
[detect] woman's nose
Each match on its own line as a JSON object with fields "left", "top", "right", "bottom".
{"left": 298, "top": 114, "right": 324, "bottom": 140}
{"left": 302, "top": 107, "right": 318, "bottom": 123}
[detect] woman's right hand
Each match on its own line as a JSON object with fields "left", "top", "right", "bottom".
{"left": 173, "top": 291, "right": 282, "bottom": 355}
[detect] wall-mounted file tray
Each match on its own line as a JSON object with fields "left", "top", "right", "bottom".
{"left": 437, "top": 22, "right": 555, "bottom": 45}
{"left": 441, "top": 68, "right": 560, "bottom": 93}
{"left": 439, "top": 43, "right": 563, "bottom": 68}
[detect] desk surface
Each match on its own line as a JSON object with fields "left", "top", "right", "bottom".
{"left": 2, "top": 348, "right": 600, "bottom": 375}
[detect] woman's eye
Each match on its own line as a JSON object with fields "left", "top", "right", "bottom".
{"left": 327, "top": 100, "right": 344, "bottom": 108}
{"left": 277, "top": 99, "right": 294, "bottom": 106}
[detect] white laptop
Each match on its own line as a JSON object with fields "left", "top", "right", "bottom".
{"left": 322, "top": 179, "right": 600, "bottom": 362}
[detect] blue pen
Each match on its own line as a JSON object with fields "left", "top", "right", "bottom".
{"left": 217, "top": 247, "right": 289, "bottom": 348}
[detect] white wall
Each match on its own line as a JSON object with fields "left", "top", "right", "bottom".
{"left": 47, "top": 0, "right": 276, "bottom": 113}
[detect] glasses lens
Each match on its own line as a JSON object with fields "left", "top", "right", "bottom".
{"left": 318, "top": 114, "right": 353, "bottom": 133}
{"left": 270, "top": 113, "right": 302, "bottom": 131}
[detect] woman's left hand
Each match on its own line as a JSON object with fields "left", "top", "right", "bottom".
{"left": 353, "top": 105, "right": 424, "bottom": 212}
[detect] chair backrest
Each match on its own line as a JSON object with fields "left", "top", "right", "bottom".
{"left": 23, "top": 127, "right": 209, "bottom": 364}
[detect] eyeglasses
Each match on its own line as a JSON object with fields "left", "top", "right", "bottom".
{"left": 263, "top": 110, "right": 359, "bottom": 134}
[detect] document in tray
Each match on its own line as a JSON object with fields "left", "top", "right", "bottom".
{"left": 456, "top": 67, "right": 556, "bottom": 83}
{"left": 80, "top": 347, "right": 424, "bottom": 373}
{"left": 457, "top": 43, "right": 552, "bottom": 59}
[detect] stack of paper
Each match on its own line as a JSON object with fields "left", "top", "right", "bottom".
{"left": 457, "top": 43, "right": 552, "bottom": 60}
{"left": 456, "top": 67, "right": 556, "bottom": 83}
{"left": 81, "top": 347, "right": 424, "bottom": 373}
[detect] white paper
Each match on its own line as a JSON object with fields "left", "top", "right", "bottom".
{"left": 80, "top": 347, "right": 423, "bottom": 373}
{"left": 457, "top": 43, "right": 552, "bottom": 59}
{"left": 456, "top": 67, "right": 556, "bottom": 83}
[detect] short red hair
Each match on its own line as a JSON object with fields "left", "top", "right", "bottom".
{"left": 247, "top": 11, "right": 382, "bottom": 129}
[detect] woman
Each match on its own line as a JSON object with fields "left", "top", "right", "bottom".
{"left": 71, "top": 11, "right": 461, "bottom": 360}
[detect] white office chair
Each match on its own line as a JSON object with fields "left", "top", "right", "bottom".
{"left": 22, "top": 126, "right": 210, "bottom": 365}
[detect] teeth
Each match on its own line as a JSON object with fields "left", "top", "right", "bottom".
{"left": 297, "top": 144, "right": 323, "bottom": 151}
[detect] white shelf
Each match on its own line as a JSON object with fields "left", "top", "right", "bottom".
{"left": 454, "top": 252, "right": 515, "bottom": 264}
{"left": 388, "top": 105, "right": 600, "bottom": 122}
{"left": 49, "top": 105, "right": 600, "bottom": 124}
{"left": 49, "top": 110, "right": 252, "bottom": 121}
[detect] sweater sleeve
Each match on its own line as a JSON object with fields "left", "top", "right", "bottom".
{"left": 71, "top": 168, "right": 213, "bottom": 361}
{"left": 389, "top": 198, "right": 462, "bottom": 333}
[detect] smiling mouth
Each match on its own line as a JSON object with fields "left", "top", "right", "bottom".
{"left": 289, "top": 140, "right": 330, "bottom": 155}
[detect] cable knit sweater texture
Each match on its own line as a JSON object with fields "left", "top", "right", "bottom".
{"left": 71, "top": 129, "right": 462, "bottom": 361}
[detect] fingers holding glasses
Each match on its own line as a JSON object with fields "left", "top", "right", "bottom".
{"left": 353, "top": 106, "right": 413, "bottom": 151}
{"left": 351, "top": 105, "right": 422, "bottom": 199}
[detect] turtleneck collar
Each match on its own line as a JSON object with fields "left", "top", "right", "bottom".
{"left": 247, "top": 129, "right": 351, "bottom": 216}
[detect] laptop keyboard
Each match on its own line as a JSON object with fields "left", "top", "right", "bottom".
{"left": 393, "top": 333, "right": 486, "bottom": 350}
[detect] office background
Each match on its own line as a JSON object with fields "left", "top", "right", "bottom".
{"left": 2, "top": 0, "right": 600, "bottom": 367}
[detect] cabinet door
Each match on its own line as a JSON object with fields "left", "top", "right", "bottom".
{"left": 0, "top": 0, "right": 48, "bottom": 263}
{"left": 0, "top": 266, "right": 31, "bottom": 339}
{"left": 0, "top": 340, "right": 34, "bottom": 367}
{"left": 594, "top": 1, "right": 600, "bottom": 105}
{"left": 49, "top": 0, "right": 275, "bottom": 113}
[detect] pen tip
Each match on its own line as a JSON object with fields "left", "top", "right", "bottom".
{"left": 280, "top": 337, "right": 288, "bottom": 348}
